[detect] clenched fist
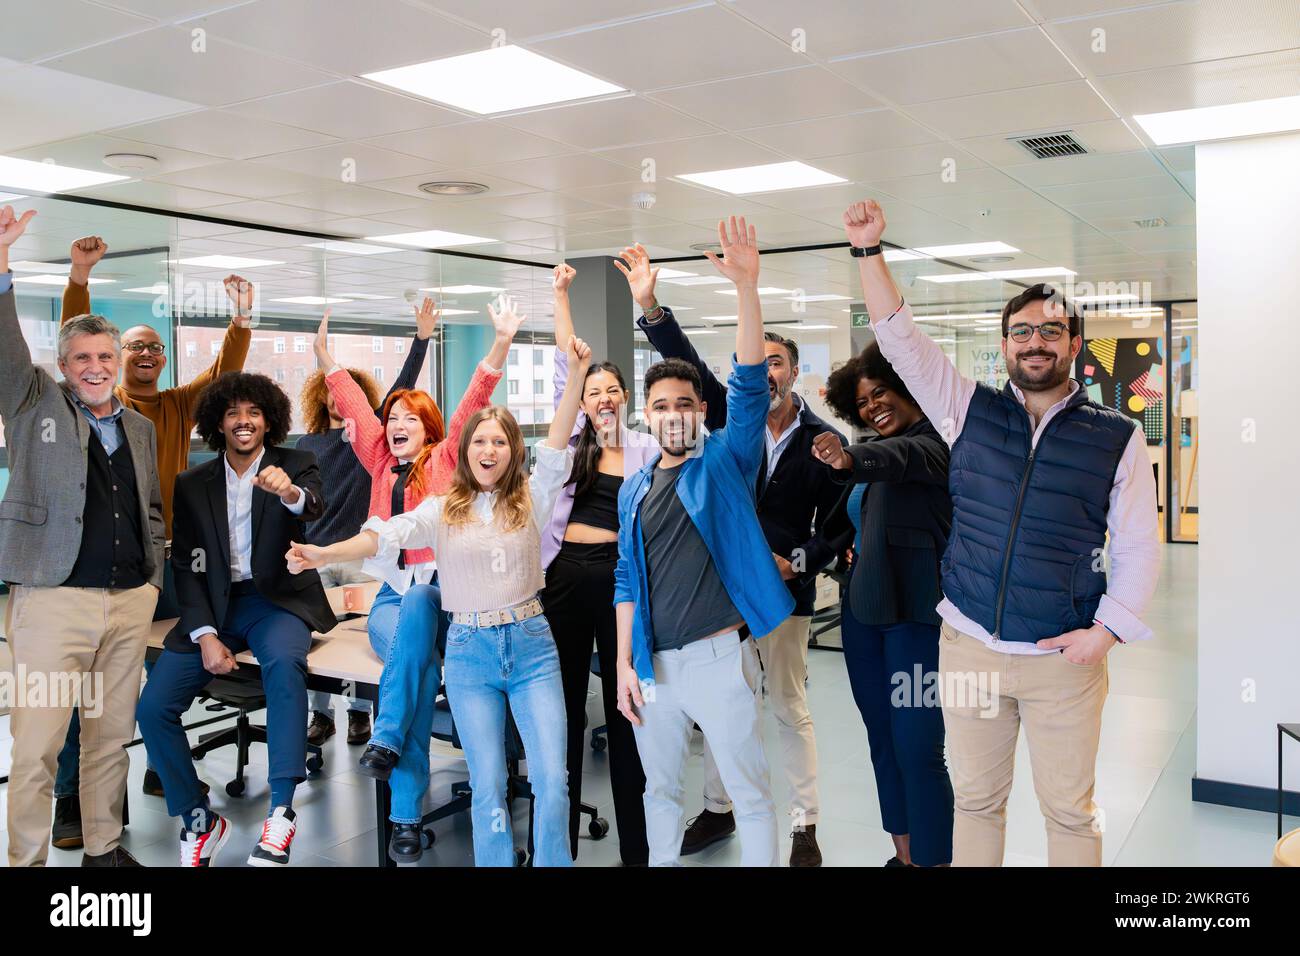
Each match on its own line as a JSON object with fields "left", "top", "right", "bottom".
{"left": 252, "top": 465, "right": 301, "bottom": 504}
{"left": 843, "top": 200, "right": 887, "bottom": 248}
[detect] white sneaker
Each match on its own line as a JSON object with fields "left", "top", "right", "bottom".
{"left": 247, "top": 806, "right": 298, "bottom": 867}
{"left": 178, "top": 812, "right": 231, "bottom": 868}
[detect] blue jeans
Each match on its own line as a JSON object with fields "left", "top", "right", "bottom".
{"left": 137, "top": 590, "right": 312, "bottom": 818}
{"left": 443, "top": 613, "right": 571, "bottom": 867}
{"left": 368, "top": 581, "right": 448, "bottom": 824}
{"left": 840, "top": 607, "right": 954, "bottom": 866}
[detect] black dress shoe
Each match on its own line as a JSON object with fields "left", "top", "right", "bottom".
{"left": 789, "top": 824, "right": 822, "bottom": 868}
{"left": 680, "top": 809, "right": 735, "bottom": 856}
{"left": 307, "top": 712, "right": 336, "bottom": 747}
{"left": 346, "top": 710, "right": 372, "bottom": 746}
{"left": 143, "top": 768, "right": 210, "bottom": 798}
{"left": 357, "top": 743, "right": 399, "bottom": 780}
{"left": 82, "top": 846, "right": 143, "bottom": 867}
{"left": 52, "top": 795, "right": 84, "bottom": 850}
{"left": 885, "top": 855, "right": 908, "bottom": 867}
{"left": 389, "top": 823, "right": 424, "bottom": 864}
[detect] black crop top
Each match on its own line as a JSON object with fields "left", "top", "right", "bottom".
{"left": 568, "top": 471, "right": 623, "bottom": 533}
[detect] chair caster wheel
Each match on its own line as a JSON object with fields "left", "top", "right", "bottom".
{"left": 591, "top": 735, "right": 607, "bottom": 753}
{"left": 306, "top": 754, "right": 324, "bottom": 774}
{"left": 225, "top": 780, "right": 245, "bottom": 798}
{"left": 515, "top": 848, "right": 528, "bottom": 867}
{"left": 589, "top": 817, "right": 610, "bottom": 839}
{"left": 422, "top": 828, "right": 436, "bottom": 849}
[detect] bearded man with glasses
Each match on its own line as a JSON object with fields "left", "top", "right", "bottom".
{"left": 832, "top": 199, "right": 1161, "bottom": 867}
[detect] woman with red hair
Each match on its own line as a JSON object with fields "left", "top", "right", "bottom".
{"left": 311, "top": 296, "right": 523, "bottom": 861}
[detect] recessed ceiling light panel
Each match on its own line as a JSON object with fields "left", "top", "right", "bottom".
{"left": 676, "top": 161, "right": 846, "bottom": 195}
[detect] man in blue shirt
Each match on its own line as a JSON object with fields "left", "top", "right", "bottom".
{"left": 615, "top": 217, "right": 794, "bottom": 867}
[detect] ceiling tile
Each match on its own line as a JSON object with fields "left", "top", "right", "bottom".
{"left": 0, "top": 0, "right": 152, "bottom": 62}
{"left": 187, "top": 198, "right": 345, "bottom": 227}
{"left": 420, "top": 0, "right": 696, "bottom": 38}
{"left": 111, "top": 109, "right": 339, "bottom": 160}
{"left": 367, "top": 169, "right": 539, "bottom": 203}
{"left": 817, "top": 142, "right": 987, "bottom": 182}
{"left": 729, "top": 0, "right": 1032, "bottom": 58}
{"left": 650, "top": 66, "right": 878, "bottom": 129}
{"left": 6, "top": 133, "right": 223, "bottom": 177}
{"left": 477, "top": 153, "right": 641, "bottom": 191}
{"left": 250, "top": 142, "right": 438, "bottom": 184}
{"left": 268, "top": 185, "right": 419, "bottom": 218}
{"left": 499, "top": 95, "right": 714, "bottom": 150}
{"left": 229, "top": 81, "right": 468, "bottom": 141}
{"left": 43, "top": 25, "right": 336, "bottom": 107}
{"left": 364, "top": 121, "right": 572, "bottom": 166}
{"left": 196, "top": 0, "right": 486, "bottom": 75}
{"left": 63, "top": 178, "right": 244, "bottom": 210}
{"left": 739, "top": 109, "right": 940, "bottom": 159}
{"left": 1000, "top": 149, "right": 1165, "bottom": 187}
{"left": 151, "top": 161, "right": 330, "bottom": 199}
{"left": 830, "top": 28, "right": 1078, "bottom": 104}
{"left": 956, "top": 117, "right": 1144, "bottom": 165}
{"left": 531, "top": 5, "right": 803, "bottom": 92}
{"left": 1096, "top": 49, "right": 1300, "bottom": 116}
{"left": 1036, "top": 172, "right": 1187, "bottom": 205}
{"left": 903, "top": 80, "right": 1115, "bottom": 139}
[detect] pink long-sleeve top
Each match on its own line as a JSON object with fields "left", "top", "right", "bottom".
{"left": 325, "top": 360, "right": 501, "bottom": 588}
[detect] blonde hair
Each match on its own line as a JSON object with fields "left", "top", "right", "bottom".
{"left": 443, "top": 406, "right": 531, "bottom": 533}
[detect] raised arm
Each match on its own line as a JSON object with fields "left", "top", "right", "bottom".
{"left": 287, "top": 494, "right": 443, "bottom": 573}
{"left": 704, "top": 216, "right": 768, "bottom": 475}
{"left": 621, "top": 242, "right": 728, "bottom": 430}
{"left": 376, "top": 297, "right": 436, "bottom": 419}
{"left": 0, "top": 206, "right": 44, "bottom": 420}
{"left": 550, "top": 263, "right": 579, "bottom": 413}
{"left": 812, "top": 428, "right": 951, "bottom": 486}
{"left": 314, "top": 311, "right": 389, "bottom": 474}
{"left": 844, "top": 201, "right": 974, "bottom": 444}
{"left": 61, "top": 236, "right": 107, "bottom": 323}
{"left": 176, "top": 274, "right": 253, "bottom": 417}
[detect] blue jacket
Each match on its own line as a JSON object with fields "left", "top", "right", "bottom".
{"left": 941, "top": 382, "right": 1134, "bottom": 643}
{"left": 614, "top": 356, "right": 796, "bottom": 684}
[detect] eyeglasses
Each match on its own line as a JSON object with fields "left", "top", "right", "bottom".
{"left": 124, "top": 342, "right": 166, "bottom": 355}
{"left": 1006, "top": 321, "right": 1069, "bottom": 344}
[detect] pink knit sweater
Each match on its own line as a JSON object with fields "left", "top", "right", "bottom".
{"left": 325, "top": 361, "right": 501, "bottom": 566}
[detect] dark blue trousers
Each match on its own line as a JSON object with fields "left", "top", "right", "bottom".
{"left": 840, "top": 606, "right": 954, "bottom": 866}
{"left": 137, "top": 588, "right": 312, "bottom": 818}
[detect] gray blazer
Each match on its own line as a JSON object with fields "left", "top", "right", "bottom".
{"left": 0, "top": 287, "right": 165, "bottom": 588}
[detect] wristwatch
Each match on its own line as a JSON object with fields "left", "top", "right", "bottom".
{"left": 850, "top": 244, "right": 883, "bottom": 258}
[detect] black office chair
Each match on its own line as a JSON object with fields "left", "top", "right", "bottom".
{"left": 191, "top": 677, "right": 324, "bottom": 797}
{"left": 589, "top": 650, "right": 608, "bottom": 753}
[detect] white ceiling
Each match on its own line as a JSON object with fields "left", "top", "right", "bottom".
{"left": 2, "top": 0, "right": 1298, "bottom": 329}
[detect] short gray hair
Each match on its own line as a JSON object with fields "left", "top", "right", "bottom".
{"left": 58, "top": 314, "right": 122, "bottom": 361}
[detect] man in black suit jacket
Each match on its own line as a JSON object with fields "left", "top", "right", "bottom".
{"left": 137, "top": 371, "right": 337, "bottom": 868}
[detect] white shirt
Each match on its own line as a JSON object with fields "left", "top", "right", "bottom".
{"left": 190, "top": 449, "right": 307, "bottom": 642}
{"left": 764, "top": 393, "right": 804, "bottom": 482}
{"left": 872, "top": 301, "right": 1162, "bottom": 655}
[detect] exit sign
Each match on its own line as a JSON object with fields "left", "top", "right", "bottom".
{"left": 850, "top": 310, "right": 869, "bottom": 328}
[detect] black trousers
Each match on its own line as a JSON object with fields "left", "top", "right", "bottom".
{"left": 541, "top": 540, "right": 649, "bottom": 865}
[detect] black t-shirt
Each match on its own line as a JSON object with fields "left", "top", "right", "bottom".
{"left": 641, "top": 462, "right": 741, "bottom": 652}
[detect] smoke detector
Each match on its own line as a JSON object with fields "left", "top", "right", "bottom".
{"left": 103, "top": 152, "right": 160, "bottom": 172}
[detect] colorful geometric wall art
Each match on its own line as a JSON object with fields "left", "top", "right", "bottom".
{"left": 1076, "top": 336, "right": 1165, "bottom": 446}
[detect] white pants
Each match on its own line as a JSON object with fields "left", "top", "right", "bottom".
{"left": 632, "top": 632, "right": 778, "bottom": 867}
{"left": 704, "top": 614, "right": 819, "bottom": 826}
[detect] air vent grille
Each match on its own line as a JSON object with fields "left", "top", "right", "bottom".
{"left": 1010, "top": 131, "right": 1088, "bottom": 159}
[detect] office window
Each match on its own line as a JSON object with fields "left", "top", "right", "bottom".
{"left": 210, "top": 341, "right": 220, "bottom": 356}
{"left": 185, "top": 341, "right": 197, "bottom": 358}
{"left": 373, "top": 366, "right": 385, "bottom": 383}
{"left": 508, "top": 380, "right": 518, "bottom": 395}
{"left": 274, "top": 368, "right": 286, "bottom": 383}
{"left": 274, "top": 337, "right": 286, "bottom": 354}
{"left": 293, "top": 336, "right": 306, "bottom": 353}
{"left": 533, "top": 379, "right": 545, "bottom": 395}
{"left": 394, "top": 340, "right": 404, "bottom": 354}
{"left": 507, "top": 349, "right": 519, "bottom": 366}
{"left": 372, "top": 337, "right": 383, "bottom": 353}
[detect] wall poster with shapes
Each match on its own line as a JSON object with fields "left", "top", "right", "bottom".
{"left": 1075, "top": 336, "right": 1165, "bottom": 446}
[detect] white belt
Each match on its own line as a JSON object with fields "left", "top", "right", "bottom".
{"left": 450, "top": 597, "right": 544, "bottom": 628}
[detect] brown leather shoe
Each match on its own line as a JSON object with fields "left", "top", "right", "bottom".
{"left": 307, "top": 712, "right": 336, "bottom": 747}
{"left": 81, "top": 846, "right": 143, "bottom": 867}
{"left": 143, "top": 768, "right": 210, "bottom": 799}
{"left": 346, "top": 710, "right": 371, "bottom": 745}
{"left": 789, "top": 824, "right": 822, "bottom": 867}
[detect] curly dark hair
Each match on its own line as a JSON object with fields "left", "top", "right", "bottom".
{"left": 644, "top": 357, "right": 702, "bottom": 401}
{"left": 824, "top": 342, "right": 917, "bottom": 428}
{"left": 194, "top": 371, "right": 293, "bottom": 451}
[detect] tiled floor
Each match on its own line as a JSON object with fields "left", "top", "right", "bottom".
{"left": 0, "top": 543, "right": 1284, "bottom": 866}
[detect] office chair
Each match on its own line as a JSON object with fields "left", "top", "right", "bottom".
{"left": 589, "top": 651, "right": 608, "bottom": 753}
{"left": 191, "top": 677, "right": 324, "bottom": 797}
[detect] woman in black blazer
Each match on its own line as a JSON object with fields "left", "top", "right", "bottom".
{"left": 815, "top": 342, "right": 954, "bottom": 867}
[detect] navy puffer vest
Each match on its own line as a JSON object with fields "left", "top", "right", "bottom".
{"left": 940, "top": 382, "right": 1135, "bottom": 643}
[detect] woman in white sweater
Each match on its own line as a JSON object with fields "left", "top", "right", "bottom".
{"left": 288, "top": 335, "right": 591, "bottom": 867}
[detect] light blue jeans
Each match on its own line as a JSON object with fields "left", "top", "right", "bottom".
{"left": 443, "top": 612, "right": 572, "bottom": 867}
{"left": 368, "top": 581, "right": 448, "bottom": 824}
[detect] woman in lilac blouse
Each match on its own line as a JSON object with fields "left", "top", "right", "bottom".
{"left": 538, "top": 263, "right": 658, "bottom": 866}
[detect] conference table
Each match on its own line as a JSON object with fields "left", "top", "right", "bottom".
{"left": 142, "top": 582, "right": 405, "bottom": 868}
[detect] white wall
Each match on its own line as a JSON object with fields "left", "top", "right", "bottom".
{"left": 1196, "top": 131, "right": 1300, "bottom": 795}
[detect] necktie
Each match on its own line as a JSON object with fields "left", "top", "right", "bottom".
{"left": 391, "top": 462, "right": 413, "bottom": 569}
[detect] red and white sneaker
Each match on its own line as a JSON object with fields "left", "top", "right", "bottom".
{"left": 178, "top": 812, "right": 231, "bottom": 868}
{"left": 247, "top": 806, "right": 298, "bottom": 867}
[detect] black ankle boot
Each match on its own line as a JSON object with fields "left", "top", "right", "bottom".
{"left": 357, "top": 743, "right": 399, "bottom": 780}
{"left": 389, "top": 823, "right": 424, "bottom": 864}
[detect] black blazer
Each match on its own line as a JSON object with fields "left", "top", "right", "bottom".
{"left": 821, "top": 418, "right": 952, "bottom": 627}
{"left": 637, "top": 306, "right": 846, "bottom": 615}
{"left": 165, "top": 444, "right": 338, "bottom": 652}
